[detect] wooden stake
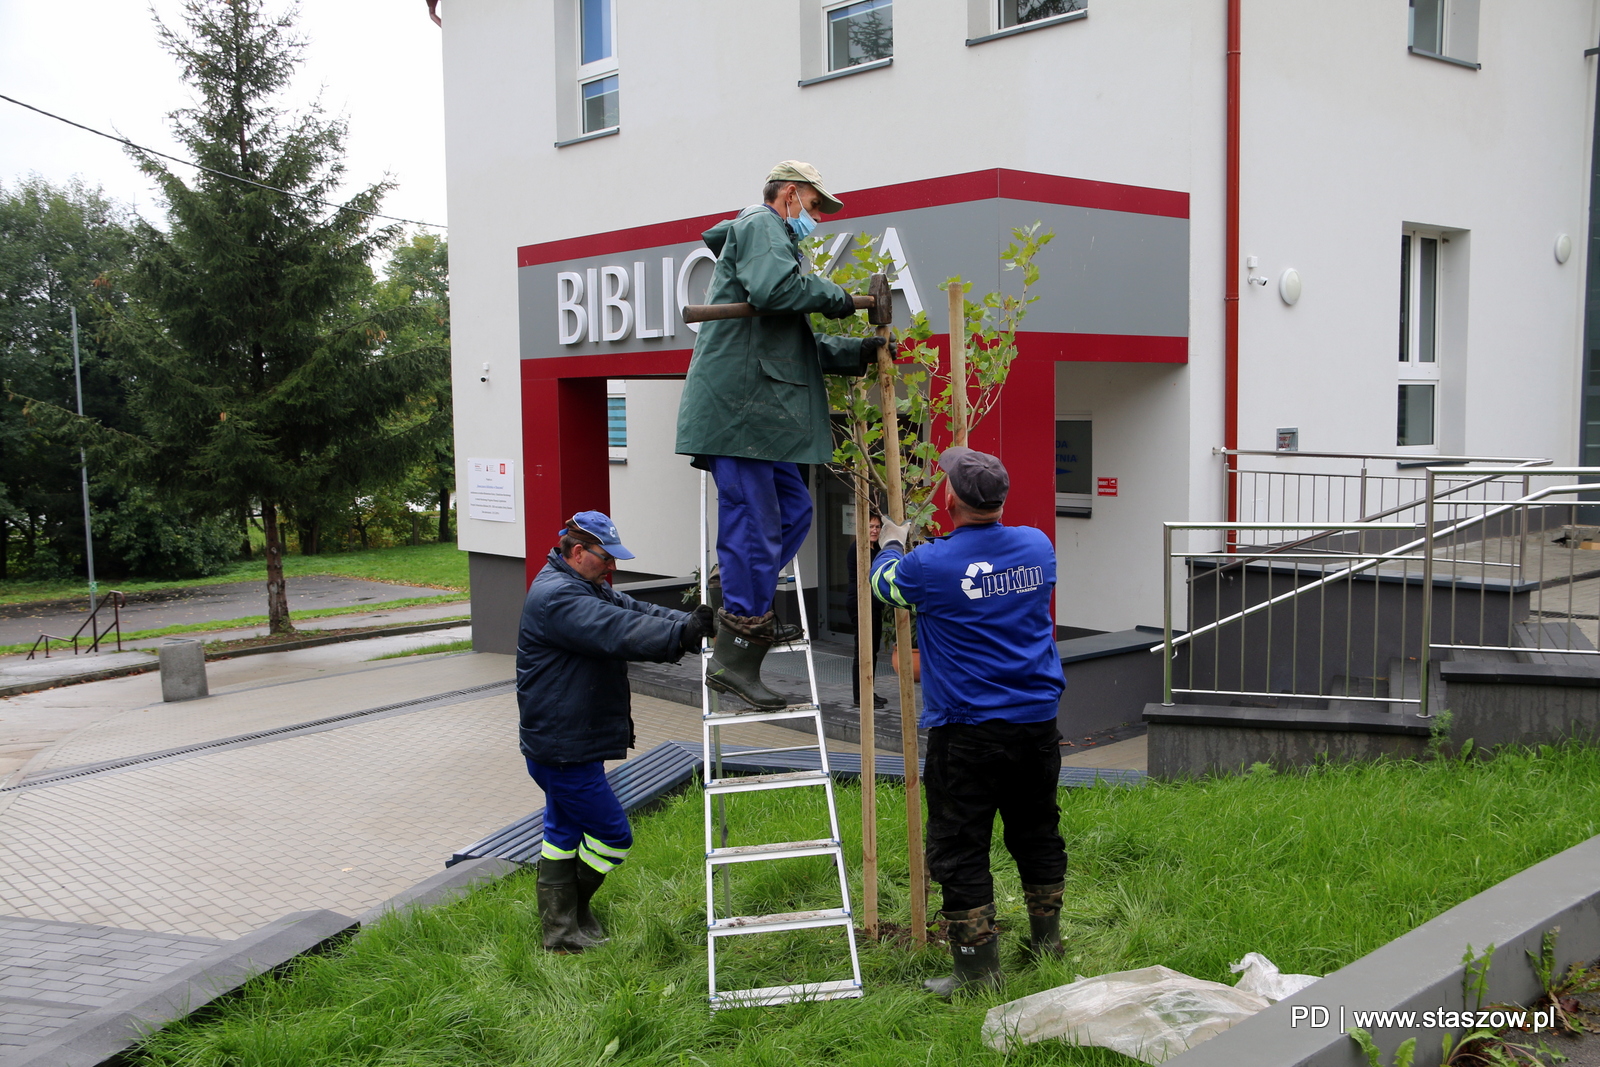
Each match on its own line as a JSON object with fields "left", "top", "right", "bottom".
{"left": 854, "top": 390, "right": 878, "bottom": 939}
{"left": 948, "top": 280, "right": 969, "bottom": 447}
{"left": 876, "top": 329, "right": 928, "bottom": 946}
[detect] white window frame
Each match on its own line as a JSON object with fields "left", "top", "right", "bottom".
{"left": 1397, "top": 229, "right": 1442, "bottom": 451}
{"left": 996, "top": 0, "right": 1086, "bottom": 33}
{"left": 824, "top": 0, "right": 893, "bottom": 74}
{"left": 577, "top": 0, "right": 619, "bottom": 136}
{"left": 966, "top": 0, "right": 1086, "bottom": 46}
{"left": 607, "top": 379, "right": 627, "bottom": 463}
{"left": 1407, "top": 0, "right": 1481, "bottom": 69}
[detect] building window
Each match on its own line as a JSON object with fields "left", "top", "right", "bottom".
{"left": 1055, "top": 418, "right": 1092, "bottom": 517}
{"left": 1397, "top": 385, "right": 1436, "bottom": 447}
{"left": 1398, "top": 230, "right": 1442, "bottom": 448}
{"left": 1408, "top": 0, "right": 1480, "bottom": 68}
{"left": 827, "top": 0, "right": 892, "bottom": 73}
{"left": 607, "top": 380, "right": 627, "bottom": 462}
{"left": 578, "top": 0, "right": 619, "bottom": 134}
{"left": 999, "top": 0, "right": 1084, "bottom": 30}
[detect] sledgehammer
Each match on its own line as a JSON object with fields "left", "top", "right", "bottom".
{"left": 681, "top": 272, "right": 893, "bottom": 325}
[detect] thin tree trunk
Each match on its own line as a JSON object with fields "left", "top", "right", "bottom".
{"left": 0, "top": 515, "right": 8, "bottom": 580}
{"left": 262, "top": 503, "right": 292, "bottom": 635}
{"left": 238, "top": 507, "right": 252, "bottom": 559}
{"left": 438, "top": 486, "right": 452, "bottom": 543}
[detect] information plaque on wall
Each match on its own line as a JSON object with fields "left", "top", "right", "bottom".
{"left": 467, "top": 458, "right": 516, "bottom": 522}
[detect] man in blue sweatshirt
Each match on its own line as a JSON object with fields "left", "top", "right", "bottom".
{"left": 871, "top": 446, "right": 1067, "bottom": 996}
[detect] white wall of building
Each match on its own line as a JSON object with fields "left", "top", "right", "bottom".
{"left": 441, "top": 0, "right": 1597, "bottom": 633}
{"left": 606, "top": 379, "right": 706, "bottom": 578}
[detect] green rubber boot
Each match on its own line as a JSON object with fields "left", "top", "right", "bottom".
{"left": 706, "top": 610, "right": 787, "bottom": 710}
{"left": 924, "top": 904, "right": 1003, "bottom": 998}
{"left": 537, "top": 858, "right": 594, "bottom": 953}
{"left": 575, "top": 861, "right": 610, "bottom": 945}
{"left": 1023, "top": 881, "right": 1065, "bottom": 959}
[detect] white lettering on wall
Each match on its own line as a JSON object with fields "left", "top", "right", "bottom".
{"left": 584, "top": 266, "right": 599, "bottom": 343}
{"left": 661, "top": 256, "right": 676, "bottom": 337}
{"left": 600, "top": 265, "right": 633, "bottom": 341}
{"left": 878, "top": 227, "right": 924, "bottom": 317}
{"left": 676, "top": 248, "right": 717, "bottom": 335}
{"left": 556, "top": 271, "right": 586, "bottom": 344}
{"left": 634, "top": 261, "right": 662, "bottom": 339}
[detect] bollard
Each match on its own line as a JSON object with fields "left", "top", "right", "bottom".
{"left": 159, "top": 640, "right": 209, "bottom": 702}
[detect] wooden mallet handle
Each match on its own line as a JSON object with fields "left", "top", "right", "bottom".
{"left": 681, "top": 295, "right": 876, "bottom": 324}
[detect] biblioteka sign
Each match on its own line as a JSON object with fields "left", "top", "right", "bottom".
{"left": 551, "top": 228, "right": 924, "bottom": 346}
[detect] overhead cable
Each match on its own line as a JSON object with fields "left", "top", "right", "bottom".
{"left": 0, "top": 91, "right": 445, "bottom": 230}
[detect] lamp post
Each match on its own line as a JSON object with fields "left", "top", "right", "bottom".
{"left": 71, "top": 308, "right": 98, "bottom": 613}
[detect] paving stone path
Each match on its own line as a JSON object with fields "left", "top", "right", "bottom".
{"left": 0, "top": 917, "right": 224, "bottom": 1054}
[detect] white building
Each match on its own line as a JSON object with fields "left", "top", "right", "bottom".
{"left": 435, "top": 0, "right": 1598, "bottom": 653}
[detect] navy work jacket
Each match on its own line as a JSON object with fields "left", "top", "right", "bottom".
{"left": 516, "top": 550, "right": 690, "bottom": 764}
{"left": 869, "top": 522, "right": 1065, "bottom": 729}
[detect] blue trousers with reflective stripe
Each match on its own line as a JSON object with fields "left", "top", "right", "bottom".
{"left": 707, "top": 456, "right": 812, "bottom": 617}
{"left": 526, "top": 758, "right": 633, "bottom": 873}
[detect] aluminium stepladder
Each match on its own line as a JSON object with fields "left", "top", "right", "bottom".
{"left": 697, "top": 470, "right": 864, "bottom": 1009}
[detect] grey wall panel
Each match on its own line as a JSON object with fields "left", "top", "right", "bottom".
{"left": 516, "top": 196, "right": 1187, "bottom": 362}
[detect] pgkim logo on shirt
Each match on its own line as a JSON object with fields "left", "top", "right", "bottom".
{"left": 960, "top": 560, "right": 1045, "bottom": 600}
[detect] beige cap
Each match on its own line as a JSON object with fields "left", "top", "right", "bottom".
{"left": 767, "top": 160, "right": 844, "bottom": 214}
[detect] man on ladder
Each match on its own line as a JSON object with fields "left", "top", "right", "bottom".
{"left": 675, "top": 160, "right": 884, "bottom": 709}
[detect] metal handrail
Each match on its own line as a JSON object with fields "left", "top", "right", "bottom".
{"left": 26, "top": 591, "right": 126, "bottom": 660}
{"left": 1222, "top": 449, "right": 1550, "bottom": 464}
{"left": 1205, "top": 458, "right": 1549, "bottom": 583}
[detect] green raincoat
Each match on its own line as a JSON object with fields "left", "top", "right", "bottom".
{"left": 675, "top": 205, "right": 873, "bottom": 465}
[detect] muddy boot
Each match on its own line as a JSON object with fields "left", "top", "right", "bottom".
{"left": 574, "top": 861, "right": 610, "bottom": 945}
{"left": 706, "top": 610, "right": 787, "bottom": 710}
{"left": 536, "top": 857, "right": 589, "bottom": 954}
{"left": 1023, "top": 881, "right": 1065, "bottom": 959}
{"left": 924, "top": 904, "right": 1002, "bottom": 998}
{"left": 709, "top": 566, "right": 802, "bottom": 643}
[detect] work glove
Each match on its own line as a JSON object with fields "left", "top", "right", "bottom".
{"left": 680, "top": 603, "right": 716, "bottom": 653}
{"left": 824, "top": 287, "right": 859, "bottom": 320}
{"left": 858, "top": 335, "right": 887, "bottom": 372}
{"left": 878, "top": 517, "right": 912, "bottom": 551}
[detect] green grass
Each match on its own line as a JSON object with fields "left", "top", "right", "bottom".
{"left": 0, "top": 599, "right": 469, "bottom": 658}
{"left": 129, "top": 746, "right": 1600, "bottom": 1067}
{"left": 0, "top": 542, "right": 470, "bottom": 607}
{"left": 368, "top": 638, "right": 475, "bottom": 660}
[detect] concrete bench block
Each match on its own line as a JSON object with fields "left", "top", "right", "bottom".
{"left": 158, "top": 641, "right": 208, "bottom": 702}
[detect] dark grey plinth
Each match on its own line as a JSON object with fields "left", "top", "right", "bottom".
{"left": 1057, "top": 627, "right": 1166, "bottom": 737}
{"left": 157, "top": 641, "right": 208, "bottom": 703}
{"left": 1164, "top": 833, "right": 1600, "bottom": 1067}
{"left": 1144, "top": 704, "right": 1432, "bottom": 778}
{"left": 1440, "top": 660, "right": 1600, "bottom": 752}
{"left": 467, "top": 551, "right": 524, "bottom": 655}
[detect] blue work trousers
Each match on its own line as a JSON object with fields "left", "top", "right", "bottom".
{"left": 526, "top": 758, "right": 633, "bottom": 873}
{"left": 708, "top": 456, "right": 812, "bottom": 617}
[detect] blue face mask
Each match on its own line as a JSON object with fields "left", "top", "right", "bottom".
{"left": 788, "top": 196, "right": 817, "bottom": 239}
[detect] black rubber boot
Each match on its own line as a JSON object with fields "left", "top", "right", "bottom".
{"left": 536, "top": 858, "right": 590, "bottom": 953}
{"left": 1023, "top": 881, "right": 1065, "bottom": 959}
{"left": 706, "top": 610, "right": 787, "bottom": 710}
{"left": 574, "top": 861, "right": 609, "bottom": 945}
{"left": 924, "top": 904, "right": 1003, "bottom": 998}
{"left": 708, "top": 566, "right": 802, "bottom": 644}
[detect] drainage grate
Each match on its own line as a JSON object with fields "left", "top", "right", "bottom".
{"left": 3, "top": 679, "right": 516, "bottom": 792}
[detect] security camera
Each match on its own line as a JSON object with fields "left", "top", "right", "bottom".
{"left": 479, "top": 361, "right": 490, "bottom": 383}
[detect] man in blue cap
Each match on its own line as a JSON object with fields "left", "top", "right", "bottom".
{"left": 516, "top": 511, "right": 715, "bottom": 953}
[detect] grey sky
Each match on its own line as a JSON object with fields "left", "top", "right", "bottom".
{"left": 0, "top": 0, "right": 446, "bottom": 234}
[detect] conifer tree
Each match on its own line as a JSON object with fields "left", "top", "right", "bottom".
{"left": 115, "top": 0, "right": 441, "bottom": 632}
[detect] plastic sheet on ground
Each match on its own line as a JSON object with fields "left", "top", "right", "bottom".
{"left": 1229, "top": 951, "right": 1321, "bottom": 1004}
{"left": 981, "top": 954, "right": 1320, "bottom": 1063}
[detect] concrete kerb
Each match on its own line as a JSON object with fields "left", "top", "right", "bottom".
{"left": 4, "top": 909, "right": 357, "bottom": 1067}
{"left": 1164, "top": 832, "right": 1600, "bottom": 1067}
{"left": 355, "top": 856, "right": 524, "bottom": 926}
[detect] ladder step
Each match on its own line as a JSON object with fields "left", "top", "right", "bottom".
{"left": 701, "top": 640, "right": 810, "bottom": 656}
{"left": 708, "top": 907, "right": 852, "bottom": 934}
{"left": 704, "top": 703, "right": 819, "bottom": 725}
{"left": 705, "top": 769, "right": 829, "bottom": 794}
{"left": 710, "top": 978, "right": 863, "bottom": 1010}
{"left": 708, "top": 838, "right": 840, "bottom": 864}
